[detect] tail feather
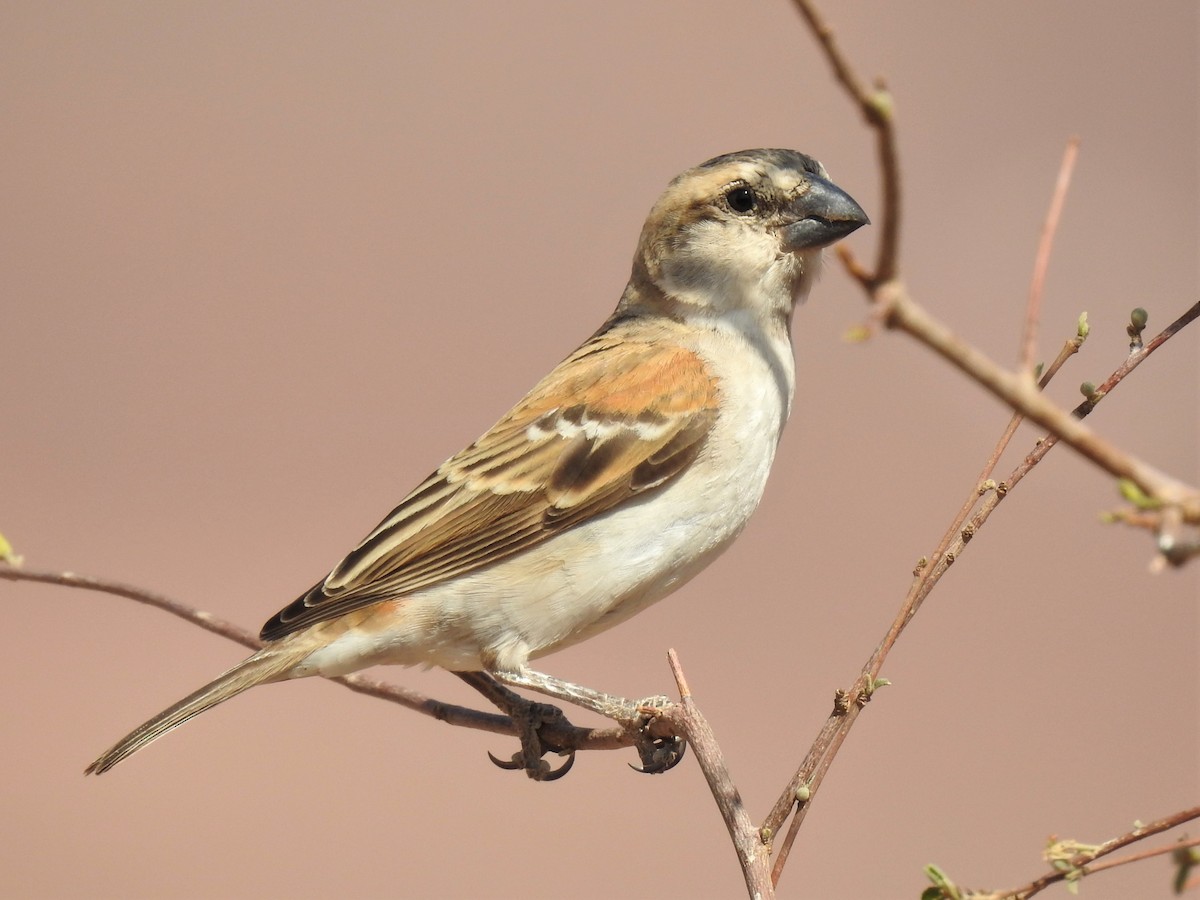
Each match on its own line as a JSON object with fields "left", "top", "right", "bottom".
{"left": 86, "top": 646, "right": 306, "bottom": 775}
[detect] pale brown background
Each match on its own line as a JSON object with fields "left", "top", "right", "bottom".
{"left": 2, "top": 2, "right": 1196, "bottom": 898}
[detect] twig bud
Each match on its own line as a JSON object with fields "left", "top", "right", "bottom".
{"left": 1076, "top": 311, "right": 1089, "bottom": 340}
{"left": 1127, "top": 307, "right": 1148, "bottom": 352}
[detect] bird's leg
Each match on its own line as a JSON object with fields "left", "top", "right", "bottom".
{"left": 454, "top": 671, "right": 575, "bottom": 781}
{"left": 492, "top": 668, "right": 667, "bottom": 721}
{"left": 492, "top": 668, "right": 687, "bottom": 774}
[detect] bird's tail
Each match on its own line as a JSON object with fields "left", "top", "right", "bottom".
{"left": 86, "top": 643, "right": 308, "bottom": 775}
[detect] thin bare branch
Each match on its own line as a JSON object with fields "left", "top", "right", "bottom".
{"left": 3, "top": 567, "right": 263, "bottom": 650}
{"left": 768, "top": 709, "right": 840, "bottom": 884}
{"left": 1020, "top": 138, "right": 1080, "bottom": 375}
{"left": 790, "top": 0, "right": 900, "bottom": 283}
{"left": 665, "top": 650, "right": 774, "bottom": 899}
{"left": 1082, "top": 835, "right": 1200, "bottom": 880}
{"left": 875, "top": 282, "right": 1200, "bottom": 522}
{"left": 1007, "top": 805, "right": 1200, "bottom": 898}
{"left": 999, "top": 300, "right": 1200, "bottom": 501}
{"left": 0, "top": 564, "right": 636, "bottom": 754}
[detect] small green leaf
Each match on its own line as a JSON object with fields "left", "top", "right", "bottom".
{"left": 922, "top": 863, "right": 959, "bottom": 899}
{"left": 1076, "top": 311, "right": 1090, "bottom": 339}
{"left": 1118, "top": 478, "right": 1160, "bottom": 510}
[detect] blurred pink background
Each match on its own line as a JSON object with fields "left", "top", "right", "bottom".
{"left": 2, "top": 2, "right": 1196, "bottom": 898}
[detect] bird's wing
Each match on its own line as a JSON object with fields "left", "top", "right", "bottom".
{"left": 260, "top": 327, "right": 719, "bottom": 640}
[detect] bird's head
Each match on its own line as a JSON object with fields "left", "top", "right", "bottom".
{"left": 628, "top": 149, "right": 868, "bottom": 326}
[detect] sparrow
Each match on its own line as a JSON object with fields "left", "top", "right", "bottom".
{"left": 87, "top": 148, "right": 867, "bottom": 776}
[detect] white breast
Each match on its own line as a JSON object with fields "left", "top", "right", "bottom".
{"left": 452, "top": 316, "right": 791, "bottom": 667}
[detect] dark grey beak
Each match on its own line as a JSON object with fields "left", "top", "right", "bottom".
{"left": 781, "top": 175, "right": 869, "bottom": 251}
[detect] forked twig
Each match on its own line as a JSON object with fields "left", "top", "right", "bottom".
{"left": 1006, "top": 805, "right": 1200, "bottom": 898}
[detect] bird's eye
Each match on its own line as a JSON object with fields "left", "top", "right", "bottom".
{"left": 725, "top": 186, "right": 757, "bottom": 214}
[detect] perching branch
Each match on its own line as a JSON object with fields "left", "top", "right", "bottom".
{"left": 0, "top": 565, "right": 638, "bottom": 758}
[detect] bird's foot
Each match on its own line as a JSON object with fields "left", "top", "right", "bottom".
{"left": 461, "top": 670, "right": 687, "bottom": 777}
{"left": 456, "top": 671, "right": 576, "bottom": 781}
{"left": 485, "top": 697, "right": 576, "bottom": 782}
{"left": 627, "top": 697, "right": 687, "bottom": 774}
{"left": 495, "top": 671, "right": 689, "bottom": 773}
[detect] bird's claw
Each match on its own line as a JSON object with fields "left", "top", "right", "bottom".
{"left": 627, "top": 698, "right": 686, "bottom": 774}
{"left": 488, "top": 747, "right": 576, "bottom": 781}
{"left": 487, "top": 699, "right": 577, "bottom": 781}
{"left": 629, "top": 733, "right": 687, "bottom": 774}
{"left": 486, "top": 750, "right": 524, "bottom": 771}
